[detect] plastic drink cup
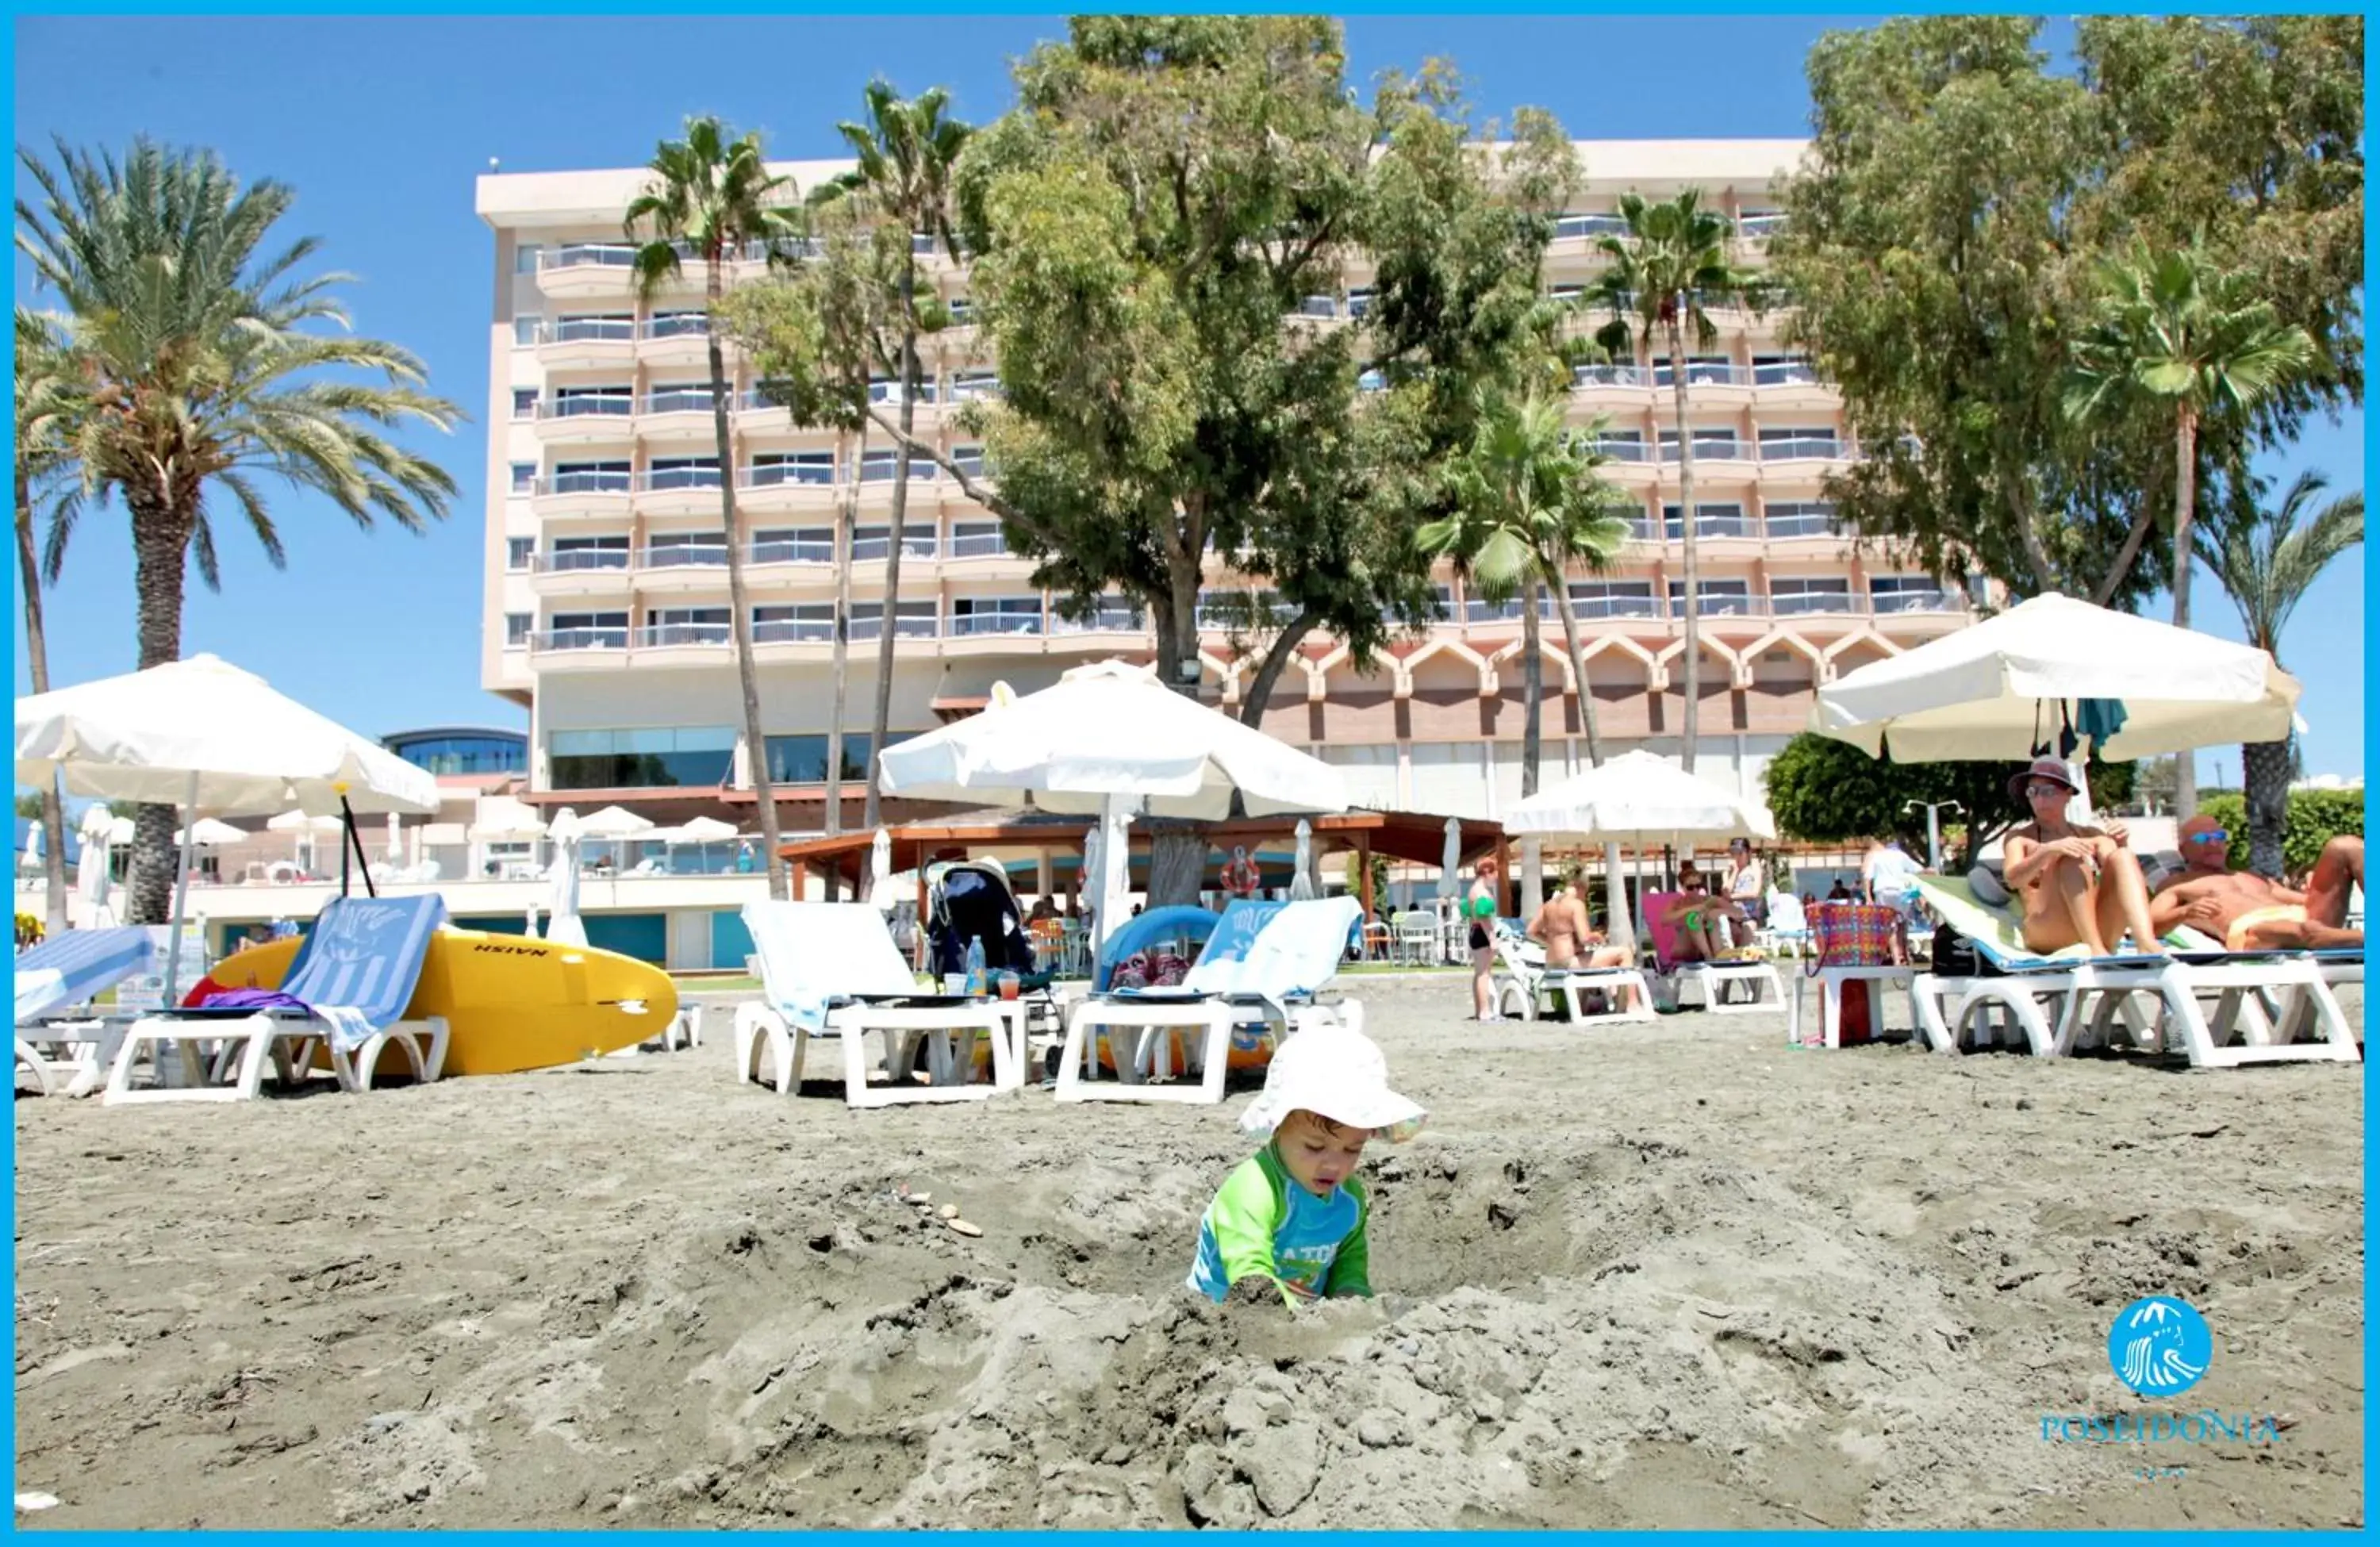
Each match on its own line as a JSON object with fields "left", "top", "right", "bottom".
{"left": 996, "top": 971, "right": 1020, "bottom": 1001}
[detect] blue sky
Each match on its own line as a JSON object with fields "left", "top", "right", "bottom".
{"left": 11, "top": 14, "right": 2366, "bottom": 786}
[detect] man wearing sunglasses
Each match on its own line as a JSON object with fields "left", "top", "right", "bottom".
{"left": 2148, "top": 815, "right": 2363, "bottom": 951}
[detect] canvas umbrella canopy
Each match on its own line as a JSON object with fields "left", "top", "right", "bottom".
{"left": 76, "top": 802, "right": 115, "bottom": 923}
{"left": 14, "top": 654, "right": 440, "bottom": 1000}
{"left": 1288, "top": 819, "right": 1318, "bottom": 901}
{"left": 174, "top": 818, "right": 247, "bottom": 847}
{"left": 1810, "top": 593, "right": 2301, "bottom": 764}
{"left": 866, "top": 827, "right": 896, "bottom": 912}
{"left": 268, "top": 808, "right": 344, "bottom": 873}
{"left": 877, "top": 660, "right": 1350, "bottom": 961}
{"left": 544, "top": 808, "right": 588, "bottom": 948}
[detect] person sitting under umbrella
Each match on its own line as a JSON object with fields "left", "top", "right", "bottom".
{"left": 1528, "top": 868, "right": 1635, "bottom": 973}
{"left": 2001, "top": 757, "right": 2163, "bottom": 958}
{"left": 2148, "top": 816, "right": 2362, "bottom": 950}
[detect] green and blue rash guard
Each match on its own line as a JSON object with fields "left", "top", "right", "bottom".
{"left": 1187, "top": 1144, "right": 1372, "bottom": 1305}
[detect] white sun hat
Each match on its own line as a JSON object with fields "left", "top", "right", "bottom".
{"left": 1240, "top": 1022, "right": 1426, "bottom": 1142}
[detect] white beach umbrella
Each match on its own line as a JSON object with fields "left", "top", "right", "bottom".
{"left": 667, "top": 815, "right": 739, "bottom": 845}
{"left": 1810, "top": 593, "right": 2300, "bottom": 763}
{"left": 545, "top": 808, "right": 588, "bottom": 948}
{"left": 76, "top": 803, "right": 115, "bottom": 923}
{"left": 574, "top": 804, "right": 655, "bottom": 839}
{"left": 470, "top": 795, "right": 549, "bottom": 838}
{"left": 877, "top": 659, "right": 1348, "bottom": 961}
{"left": 866, "top": 826, "right": 896, "bottom": 912}
{"left": 174, "top": 818, "right": 247, "bottom": 846}
{"left": 1288, "top": 819, "right": 1318, "bottom": 901}
{"left": 20, "top": 818, "right": 40, "bottom": 873}
{"left": 1435, "top": 816, "right": 1463, "bottom": 902}
{"left": 105, "top": 815, "right": 134, "bottom": 845}
{"left": 13, "top": 654, "right": 440, "bottom": 1001}
{"left": 268, "top": 806, "right": 343, "bottom": 872}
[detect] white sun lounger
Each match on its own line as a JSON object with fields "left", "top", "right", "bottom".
{"left": 1909, "top": 877, "right": 2357, "bottom": 1070}
{"left": 105, "top": 895, "right": 451, "bottom": 1105}
{"left": 1054, "top": 897, "right": 1364, "bottom": 1106}
{"left": 1491, "top": 922, "right": 1653, "bottom": 1025}
{"left": 14, "top": 927, "right": 155, "bottom": 1097}
{"left": 733, "top": 901, "right": 1015, "bottom": 1108}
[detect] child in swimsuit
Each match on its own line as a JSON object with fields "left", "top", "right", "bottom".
{"left": 1187, "top": 1023, "right": 1426, "bottom": 1306}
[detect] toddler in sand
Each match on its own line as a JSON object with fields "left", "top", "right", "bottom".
{"left": 1186, "top": 1022, "right": 1425, "bottom": 1307}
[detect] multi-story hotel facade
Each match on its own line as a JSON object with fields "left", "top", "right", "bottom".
{"left": 474, "top": 139, "right": 1980, "bottom": 835}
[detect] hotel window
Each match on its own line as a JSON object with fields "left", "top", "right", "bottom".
{"left": 554, "top": 313, "right": 635, "bottom": 344}
{"left": 1593, "top": 431, "right": 1647, "bottom": 462}
{"left": 849, "top": 599, "right": 938, "bottom": 640}
{"left": 868, "top": 374, "right": 940, "bottom": 405}
{"left": 950, "top": 368, "right": 1003, "bottom": 401}
{"left": 1058, "top": 594, "right": 1146, "bottom": 632}
{"left": 1566, "top": 580, "right": 1656, "bottom": 620}
{"left": 513, "top": 244, "right": 543, "bottom": 274}
{"left": 504, "top": 612, "right": 532, "bottom": 647}
{"left": 950, "top": 443, "right": 987, "bottom": 478}
{"left": 1666, "top": 579, "right": 1755, "bottom": 616}
{"left": 762, "top": 730, "right": 916, "bottom": 784}
{"left": 851, "top": 525, "right": 938, "bottom": 562}
{"left": 512, "top": 388, "right": 539, "bottom": 420}
{"left": 643, "top": 606, "right": 731, "bottom": 645}
{"left": 753, "top": 603, "right": 833, "bottom": 643}
{"left": 548, "top": 726, "right": 735, "bottom": 789}
{"left": 1763, "top": 500, "right": 1839, "bottom": 539}
{"left": 548, "top": 535, "right": 630, "bottom": 571}
{"left": 1660, "top": 502, "right": 1752, "bottom": 539}
{"left": 644, "top": 456, "right": 722, "bottom": 491}
{"left": 944, "top": 295, "right": 975, "bottom": 324}
{"left": 644, "top": 310, "right": 708, "bottom": 340}
{"left": 551, "top": 460, "right": 631, "bottom": 495}
{"left": 747, "top": 451, "right": 836, "bottom": 486}
{"left": 1757, "top": 425, "right": 1842, "bottom": 460}
{"left": 948, "top": 520, "right": 1007, "bottom": 559}
{"left": 512, "top": 315, "right": 542, "bottom": 347}
{"left": 751, "top": 527, "right": 834, "bottom": 563}
{"left": 505, "top": 537, "right": 535, "bottom": 571}
{"left": 949, "top": 596, "right": 1045, "bottom": 635}
{"left": 509, "top": 463, "right": 536, "bottom": 495}
{"left": 643, "top": 532, "right": 725, "bottom": 568}
{"left": 859, "top": 449, "right": 937, "bottom": 482}
{"left": 1346, "top": 287, "right": 1375, "bottom": 319}
{"left": 547, "top": 611, "right": 630, "bottom": 649}
{"left": 551, "top": 385, "right": 634, "bottom": 418}
{"left": 1870, "top": 575, "right": 1959, "bottom": 613}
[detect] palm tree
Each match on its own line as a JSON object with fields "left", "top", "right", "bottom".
{"left": 17, "top": 137, "right": 462, "bottom": 924}
{"left": 809, "top": 80, "right": 973, "bottom": 831}
{"left": 1587, "top": 190, "right": 1765, "bottom": 775}
{"left": 1418, "top": 390, "right": 1632, "bottom": 937}
{"left": 626, "top": 116, "right": 802, "bottom": 887}
{"left": 2067, "top": 236, "right": 2317, "bottom": 819}
{"left": 13, "top": 307, "right": 83, "bottom": 935}
{"left": 2195, "top": 469, "right": 2362, "bottom": 878}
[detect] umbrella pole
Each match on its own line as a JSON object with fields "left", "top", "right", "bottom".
{"left": 161, "top": 770, "right": 201, "bottom": 1006}
{"left": 340, "top": 796, "right": 378, "bottom": 898}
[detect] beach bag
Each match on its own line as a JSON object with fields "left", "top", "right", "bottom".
{"left": 1808, "top": 903, "right": 1898, "bottom": 968}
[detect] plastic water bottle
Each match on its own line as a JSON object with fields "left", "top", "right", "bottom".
{"left": 965, "top": 935, "right": 987, "bottom": 996}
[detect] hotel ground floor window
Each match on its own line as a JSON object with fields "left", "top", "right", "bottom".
{"left": 547, "top": 726, "right": 735, "bottom": 789}
{"left": 762, "top": 729, "right": 923, "bottom": 784}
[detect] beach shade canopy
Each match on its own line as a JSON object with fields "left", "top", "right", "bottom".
{"left": 76, "top": 803, "right": 114, "bottom": 918}
{"left": 267, "top": 808, "right": 345, "bottom": 835}
{"left": 1505, "top": 750, "right": 1776, "bottom": 845}
{"left": 1288, "top": 819, "right": 1319, "bottom": 900}
{"left": 470, "top": 795, "right": 548, "bottom": 839}
{"left": 13, "top": 653, "right": 440, "bottom": 818}
{"left": 544, "top": 808, "right": 588, "bottom": 947}
{"left": 866, "top": 827, "right": 896, "bottom": 911}
{"left": 876, "top": 659, "right": 1349, "bottom": 820}
{"left": 1809, "top": 593, "right": 2301, "bottom": 763}
{"left": 1435, "top": 816, "right": 1463, "bottom": 900}
{"left": 173, "top": 818, "right": 247, "bottom": 846}
{"left": 664, "top": 815, "right": 739, "bottom": 846}
{"left": 574, "top": 804, "right": 656, "bottom": 840}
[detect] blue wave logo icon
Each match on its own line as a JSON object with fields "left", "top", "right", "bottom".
{"left": 2106, "top": 1296, "right": 2210, "bottom": 1397}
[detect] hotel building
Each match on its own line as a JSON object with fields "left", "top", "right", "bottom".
{"left": 470, "top": 140, "right": 1979, "bottom": 864}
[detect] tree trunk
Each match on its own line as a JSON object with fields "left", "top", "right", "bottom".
{"left": 710, "top": 263, "right": 788, "bottom": 898}
{"left": 2169, "top": 405, "right": 2201, "bottom": 821}
{"left": 2240, "top": 737, "right": 2290, "bottom": 880}
{"left": 1549, "top": 578, "right": 1632, "bottom": 947}
{"left": 16, "top": 478, "right": 68, "bottom": 935}
{"left": 864, "top": 259, "right": 922, "bottom": 831}
{"left": 1519, "top": 573, "right": 1543, "bottom": 797}
{"left": 125, "top": 489, "right": 190, "bottom": 926}
{"left": 823, "top": 420, "right": 867, "bottom": 888}
{"left": 1667, "top": 314, "right": 1701, "bottom": 774}
{"left": 1236, "top": 611, "right": 1319, "bottom": 727}
{"left": 1142, "top": 572, "right": 1209, "bottom": 910}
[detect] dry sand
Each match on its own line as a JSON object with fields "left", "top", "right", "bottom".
{"left": 13, "top": 974, "right": 2365, "bottom": 1529}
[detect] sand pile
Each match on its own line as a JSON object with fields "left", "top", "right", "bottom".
{"left": 13, "top": 975, "right": 2364, "bottom": 1529}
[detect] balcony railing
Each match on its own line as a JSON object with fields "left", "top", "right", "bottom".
{"left": 539, "top": 396, "right": 635, "bottom": 421}
{"left": 537, "top": 471, "right": 633, "bottom": 497}
{"left": 641, "top": 543, "right": 727, "bottom": 570}
{"left": 1764, "top": 509, "right": 1841, "bottom": 539}
{"left": 1871, "top": 589, "right": 1964, "bottom": 614}
{"left": 539, "top": 244, "right": 638, "bottom": 271}
{"left": 740, "top": 461, "right": 837, "bottom": 489}
{"left": 1595, "top": 439, "right": 1651, "bottom": 463}
{"left": 748, "top": 537, "right": 835, "bottom": 565}
{"left": 533, "top": 626, "right": 629, "bottom": 651}
{"left": 1653, "top": 363, "right": 1749, "bottom": 388}
{"left": 1739, "top": 213, "right": 1787, "bottom": 239}
{"left": 1659, "top": 439, "right": 1756, "bottom": 462}
{"left": 1568, "top": 595, "right": 1660, "bottom": 620}
{"left": 946, "top": 531, "right": 1010, "bottom": 559}
{"left": 1553, "top": 213, "right": 1630, "bottom": 240}
{"left": 636, "top": 466, "right": 724, "bottom": 493}
{"left": 850, "top": 614, "right": 939, "bottom": 641}
{"left": 851, "top": 534, "right": 939, "bottom": 562}
{"left": 642, "top": 314, "right": 709, "bottom": 340}
{"left": 1752, "top": 360, "right": 1823, "bottom": 389}
{"left": 548, "top": 317, "right": 636, "bottom": 344}
{"left": 1573, "top": 364, "right": 1651, "bottom": 389}
{"left": 1759, "top": 436, "right": 1845, "bottom": 462}
{"left": 1769, "top": 590, "right": 1858, "bottom": 616}
{"left": 752, "top": 617, "right": 833, "bottom": 644}
{"left": 950, "top": 612, "right": 1046, "bottom": 637}
{"left": 643, "top": 388, "right": 724, "bottom": 416}
{"left": 1054, "top": 606, "right": 1146, "bottom": 633}
{"left": 639, "top": 623, "right": 732, "bottom": 648}
{"left": 535, "top": 549, "right": 630, "bottom": 574}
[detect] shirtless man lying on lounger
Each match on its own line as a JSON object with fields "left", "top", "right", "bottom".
{"left": 2148, "top": 816, "right": 2363, "bottom": 950}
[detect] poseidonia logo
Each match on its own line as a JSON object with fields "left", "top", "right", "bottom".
{"left": 2106, "top": 1296, "right": 2210, "bottom": 1397}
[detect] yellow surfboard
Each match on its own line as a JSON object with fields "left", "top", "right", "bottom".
{"left": 191, "top": 928, "right": 679, "bottom": 1077}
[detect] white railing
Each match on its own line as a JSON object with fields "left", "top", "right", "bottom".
{"left": 536, "top": 471, "right": 633, "bottom": 497}
{"left": 539, "top": 395, "right": 635, "bottom": 420}
{"left": 639, "top": 623, "right": 732, "bottom": 648}
{"left": 1759, "top": 436, "right": 1844, "bottom": 462}
{"left": 752, "top": 617, "right": 834, "bottom": 644}
{"left": 533, "top": 627, "right": 630, "bottom": 651}
{"left": 950, "top": 611, "right": 1045, "bottom": 637}
{"left": 747, "top": 537, "right": 835, "bottom": 565}
{"left": 640, "top": 543, "right": 728, "bottom": 570}
{"left": 539, "top": 243, "right": 638, "bottom": 271}
{"left": 1659, "top": 439, "right": 1756, "bottom": 462}
{"left": 946, "top": 531, "right": 1009, "bottom": 559}
{"left": 636, "top": 466, "right": 724, "bottom": 493}
{"left": 1573, "top": 364, "right": 1652, "bottom": 389}
{"left": 1753, "top": 360, "right": 1823, "bottom": 388}
{"left": 535, "top": 550, "right": 630, "bottom": 574}
{"left": 739, "top": 461, "right": 837, "bottom": 489}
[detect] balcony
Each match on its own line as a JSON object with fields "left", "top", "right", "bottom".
{"left": 639, "top": 386, "right": 728, "bottom": 442}
{"left": 633, "top": 465, "right": 726, "bottom": 518}
{"left": 530, "top": 547, "right": 631, "bottom": 597}
{"left": 734, "top": 461, "right": 841, "bottom": 517}
{"left": 1869, "top": 588, "right": 1964, "bottom": 616}
{"left": 1652, "top": 362, "right": 1754, "bottom": 409}
{"left": 536, "top": 316, "right": 637, "bottom": 371}
{"left": 534, "top": 242, "right": 639, "bottom": 299}
{"left": 533, "top": 394, "right": 635, "bottom": 444}
{"left": 638, "top": 622, "right": 733, "bottom": 650}
{"left": 531, "top": 625, "right": 630, "bottom": 654}
{"left": 752, "top": 616, "right": 834, "bottom": 646}
{"left": 638, "top": 542, "right": 730, "bottom": 589}
{"left": 1768, "top": 589, "right": 1859, "bottom": 617}
{"left": 1738, "top": 213, "right": 1787, "bottom": 242}
{"left": 851, "top": 532, "right": 939, "bottom": 563}
{"left": 850, "top": 613, "right": 939, "bottom": 643}
{"left": 1758, "top": 436, "right": 1848, "bottom": 465}
{"left": 639, "top": 313, "right": 715, "bottom": 370}
{"left": 531, "top": 470, "right": 633, "bottom": 522}
{"left": 1764, "top": 506, "right": 1843, "bottom": 542}
{"left": 949, "top": 612, "right": 1046, "bottom": 639}
{"left": 1551, "top": 213, "right": 1630, "bottom": 244}
{"left": 1572, "top": 363, "right": 1653, "bottom": 407}
{"left": 1660, "top": 438, "right": 1759, "bottom": 470}
{"left": 945, "top": 529, "right": 1012, "bottom": 560}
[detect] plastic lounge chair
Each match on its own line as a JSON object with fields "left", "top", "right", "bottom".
{"left": 1490, "top": 920, "right": 1653, "bottom": 1025}
{"left": 1641, "top": 892, "right": 1784, "bottom": 1014}
{"left": 14, "top": 927, "right": 155, "bottom": 1097}
{"left": 732, "top": 900, "right": 1015, "bottom": 1108}
{"left": 1757, "top": 891, "right": 1810, "bottom": 961}
{"left": 105, "top": 895, "right": 451, "bottom": 1106}
{"left": 1055, "top": 897, "right": 1364, "bottom": 1106}
{"left": 1908, "top": 876, "right": 2356, "bottom": 1069}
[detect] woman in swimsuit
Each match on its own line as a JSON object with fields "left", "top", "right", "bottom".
{"left": 1467, "top": 857, "right": 1502, "bottom": 1021}
{"left": 2000, "top": 756, "right": 2163, "bottom": 958}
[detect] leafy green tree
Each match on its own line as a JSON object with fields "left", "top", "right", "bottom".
{"left": 14, "top": 307, "right": 83, "bottom": 933}
{"left": 625, "top": 115, "right": 803, "bottom": 887}
{"left": 2194, "top": 469, "right": 2362, "bottom": 877}
{"left": 1764, "top": 732, "right": 2134, "bottom": 869}
{"left": 808, "top": 82, "right": 973, "bottom": 830}
{"left": 17, "top": 136, "right": 462, "bottom": 924}
{"left": 1587, "top": 190, "right": 1767, "bottom": 774}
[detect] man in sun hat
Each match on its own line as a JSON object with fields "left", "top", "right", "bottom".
{"left": 1185, "top": 1022, "right": 1425, "bottom": 1307}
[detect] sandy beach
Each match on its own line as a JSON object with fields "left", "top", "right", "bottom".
{"left": 13, "top": 973, "right": 2364, "bottom": 1530}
